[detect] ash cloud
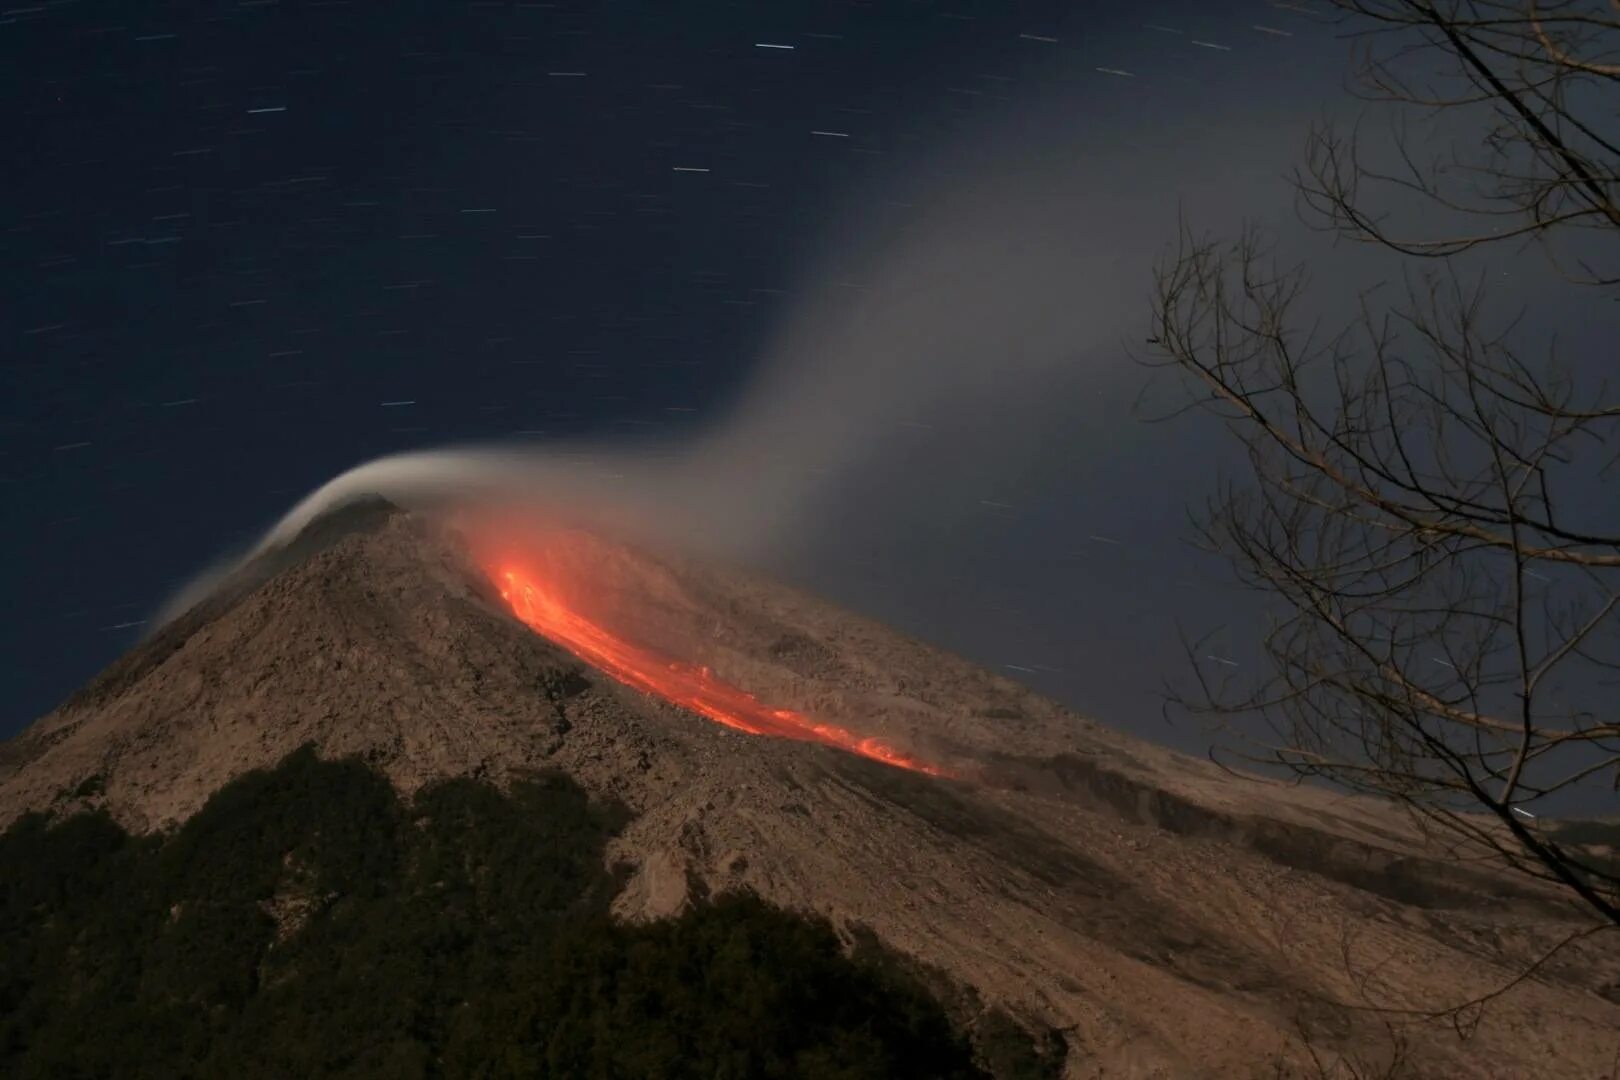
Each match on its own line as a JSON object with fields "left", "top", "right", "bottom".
{"left": 208, "top": 97, "right": 1316, "bottom": 543}
{"left": 162, "top": 80, "right": 1345, "bottom": 748}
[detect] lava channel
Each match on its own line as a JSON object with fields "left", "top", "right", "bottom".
{"left": 493, "top": 563, "right": 953, "bottom": 778}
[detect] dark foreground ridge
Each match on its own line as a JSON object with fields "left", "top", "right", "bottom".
{"left": 0, "top": 746, "right": 1062, "bottom": 1080}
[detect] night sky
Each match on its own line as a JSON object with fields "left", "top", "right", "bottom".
{"left": 5, "top": 1, "right": 1363, "bottom": 745}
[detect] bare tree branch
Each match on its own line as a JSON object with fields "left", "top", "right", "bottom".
{"left": 1139, "top": 0, "right": 1620, "bottom": 932}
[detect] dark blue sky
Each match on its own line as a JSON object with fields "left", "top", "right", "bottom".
{"left": 4, "top": 1, "right": 1355, "bottom": 741}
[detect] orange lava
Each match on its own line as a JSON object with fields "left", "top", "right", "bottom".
{"left": 493, "top": 563, "right": 953, "bottom": 778}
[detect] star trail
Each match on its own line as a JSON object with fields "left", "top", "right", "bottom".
{"left": 5, "top": 0, "right": 1339, "bottom": 737}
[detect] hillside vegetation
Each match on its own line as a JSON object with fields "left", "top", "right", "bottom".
{"left": 0, "top": 747, "right": 1058, "bottom": 1079}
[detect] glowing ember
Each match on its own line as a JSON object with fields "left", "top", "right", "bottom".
{"left": 494, "top": 563, "right": 953, "bottom": 778}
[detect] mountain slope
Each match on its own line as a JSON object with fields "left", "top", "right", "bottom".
{"left": 2, "top": 507, "right": 1616, "bottom": 1078}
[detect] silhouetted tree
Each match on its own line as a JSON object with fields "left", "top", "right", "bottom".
{"left": 0, "top": 747, "right": 1045, "bottom": 1079}
{"left": 1143, "top": 0, "right": 1620, "bottom": 928}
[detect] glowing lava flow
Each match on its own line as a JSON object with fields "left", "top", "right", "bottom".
{"left": 494, "top": 564, "right": 953, "bottom": 778}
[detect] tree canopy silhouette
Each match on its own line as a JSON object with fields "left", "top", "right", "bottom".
{"left": 0, "top": 746, "right": 1060, "bottom": 1079}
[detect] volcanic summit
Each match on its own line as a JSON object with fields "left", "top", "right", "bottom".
{"left": 2, "top": 501, "right": 1616, "bottom": 1078}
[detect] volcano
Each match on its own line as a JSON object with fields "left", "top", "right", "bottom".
{"left": 2, "top": 501, "right": 1616, "bottom": 1077}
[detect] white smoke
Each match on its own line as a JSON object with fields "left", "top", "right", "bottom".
{"left": 161, "top": 88, "right": 1325, "bottom": 628}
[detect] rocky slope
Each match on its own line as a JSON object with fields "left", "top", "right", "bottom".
{"left": 2, "top": 503, "right": 1616, "bottom": 1078}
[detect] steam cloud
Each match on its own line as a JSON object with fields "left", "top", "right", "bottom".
{"left": 162, "top": 86, "right": 1330, "bottom": 719}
